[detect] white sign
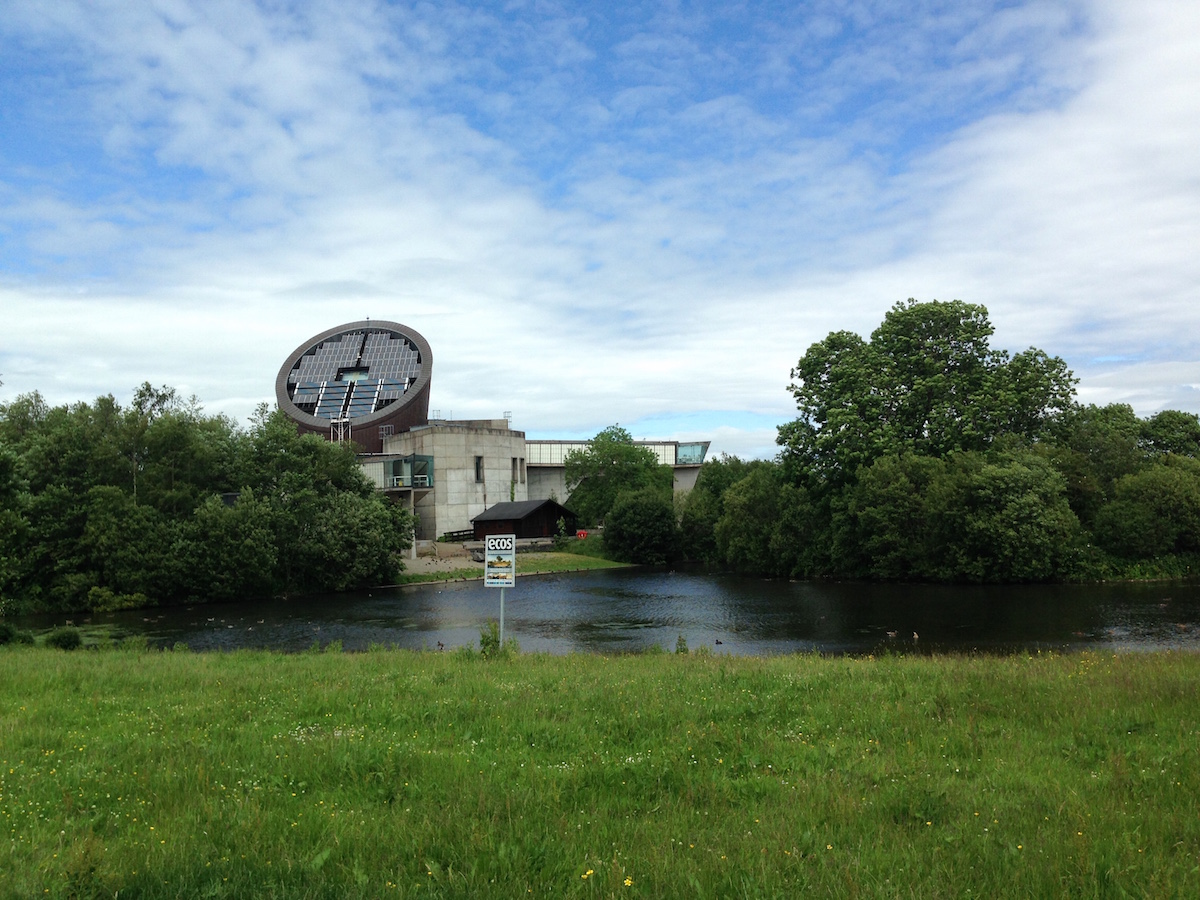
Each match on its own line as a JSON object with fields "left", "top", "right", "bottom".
{"left": 484, "top": 534, "right": 516, "bottom": 588}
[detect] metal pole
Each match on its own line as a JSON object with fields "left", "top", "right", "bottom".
{"left": 409, "top": 489, "right": 417, "bottom": 560}
{"left": 499, "top": 587, "right": 505, "bottom": 648}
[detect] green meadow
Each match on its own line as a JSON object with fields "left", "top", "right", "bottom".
{"left": 1, "top": 645, "right": 1197, "bottom": 898}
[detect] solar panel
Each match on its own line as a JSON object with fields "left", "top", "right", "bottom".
{"left": 285, "top": 328, "right": 425, "bottom": 420}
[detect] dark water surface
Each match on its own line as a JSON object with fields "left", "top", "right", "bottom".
{"left": 16, "top": 573, "right": 1200, "bottom": 657}
{"left": 23, "top": 569, "right": 1200, "bottom": 655}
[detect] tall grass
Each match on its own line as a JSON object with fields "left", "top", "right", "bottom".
{"left": 1, "top": 645, "right": 1197, "bottom": 897}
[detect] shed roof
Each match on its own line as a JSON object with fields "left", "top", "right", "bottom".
{"left": 471, "top": 499, "right": 574, "bottom": 522}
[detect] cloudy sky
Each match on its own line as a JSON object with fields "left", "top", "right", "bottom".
{"left": 2, "top": 0, "right": 1197, "bottom": 458}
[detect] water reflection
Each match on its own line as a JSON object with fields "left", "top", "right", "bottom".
{"left": 20, "top": 569, "right": 1200, "bottom": 655}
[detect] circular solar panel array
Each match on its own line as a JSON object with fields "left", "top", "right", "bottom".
{"left": 275, "top": 320, "right": 433, "bottom": 451}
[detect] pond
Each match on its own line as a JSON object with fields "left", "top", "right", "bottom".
{"left": 23, "top": 568, "right": 1200, "bottom": 655}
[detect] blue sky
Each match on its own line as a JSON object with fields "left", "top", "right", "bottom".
{"left": 2, "top": 0, "right": 1198, "bottom": 458}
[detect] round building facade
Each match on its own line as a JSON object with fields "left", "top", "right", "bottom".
{"left": 275, "top": 320, "right": 432, "bottom": 453}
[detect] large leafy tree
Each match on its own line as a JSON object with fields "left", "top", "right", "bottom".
{"left": 678, "top": 455, "right": 761, "bottom": 562}
{"left": 0, "top": 390, "right": 413, "bottom": 612}
{"left": 1140, "top": 410, "right": 1200, "bottom": 458}
{"left": 564, "top": 425, "right": 673, "bottom": 526}
{"left": 780, "top": 299, "right": 1076, "bottom": 485}
{"left": 1042, "top": 403, "right": 1146, "bottom": 527}
{"left": 826, "top": 449, "right": 1082, "bottom": 582}
{"left": 714, "top": 465, "right": 813, "bottom": 577}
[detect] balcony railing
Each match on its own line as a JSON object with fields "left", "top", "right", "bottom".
{"left": 388, "top": 474, "right": 430, "bottom": 488}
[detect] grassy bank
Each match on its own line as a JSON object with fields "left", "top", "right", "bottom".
{"left": 394, "top": 550, "right": 627, "bottom": 585}
{"left": 1, "top": 647, "right": 1197, "bottom": 898}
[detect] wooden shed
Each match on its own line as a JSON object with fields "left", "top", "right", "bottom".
{"left": 471, "top": 499, "right": 578, "bottom": 540}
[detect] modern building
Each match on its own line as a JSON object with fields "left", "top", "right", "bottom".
{"left": 361, "top": 418, "right": 529, "bottom": 540}
{"left": 275, "top": 320, "right": 432, "bottom": 454}
{"left": 278, "top": 321, "right": 710, "bottom": 541}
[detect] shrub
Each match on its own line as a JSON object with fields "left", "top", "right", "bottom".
{"left": 479, "top": 620, "right": 518, "bottom": 660}
{"left": 1093, "top": 458, "right": 1200, "bottom": 558}
{"left": 602, "top": 488, "right": 678, "bottom": 564}
{"left": 480, "top": 620, "right": 501, "bottom": 658}
{"left": 45, "top": 626, "right": 82, "bottom": 650}
{"left": 0, "top": 622, "right": 32, "bottom": 645}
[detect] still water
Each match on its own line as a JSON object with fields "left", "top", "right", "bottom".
{"left": 32, "top": 569, "right": 1200, "bottom": 655}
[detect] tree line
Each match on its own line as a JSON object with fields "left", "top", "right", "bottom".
{"left": 569, "top": 300, "right": 1200, "bottom": 581}
{"left": 0, "top": 385, "right": 413, "bottom": 614}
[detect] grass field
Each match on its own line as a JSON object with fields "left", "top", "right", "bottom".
{"left": 1, "top": 644, "right": 1197, "bottom": 898}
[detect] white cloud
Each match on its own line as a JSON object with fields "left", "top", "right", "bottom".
{"left": 1, "top": 0, "right": 1198, "bottom": 462}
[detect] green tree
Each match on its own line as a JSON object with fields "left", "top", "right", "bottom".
{"left": 1140, "top": 410, "right": 1200, "bottom": 458}
{"left": 933, "top": 451, "right": 1082, "bottom": 582}
{"left": 602, "top": 488, "right": 679, "bottom": 565}
{"left": 781, "top": 299, "right": 1075, "bottom": 486}
{"left": 0, "top": 442, "right": 27, "bottom": 603}
{"left": 678, "top": 455, "right": 760, "bottom": 562}
{"left": 714, "top": 465, "right": 812, "bottom": 577}
{"left": 1044, "top": 403, "right": 1145, "bottom": 528}
{"left": 1092, "top": 457, "right": 1200, "bottom": 559}
{"left": 564, "top": 425, "right": 673, "bottom": 526}
{"left": 0, "top": 391, "right": 413, "bottom": 612}
{"left": 833, "top": 453, "right": 949, "bottom": 580}
{"left": 835, "top": 450, "right": 1081, "bottom": 582}
{"left": 81, "top": 485, "right": 182, "bottom": 606}
{"left": 183, "top": 491, "right": 277, "bottom": 602}
{"left": 239, "top": 410, "right": 413, "bottom": 595}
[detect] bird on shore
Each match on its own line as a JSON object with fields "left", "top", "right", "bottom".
{"left": 912, "top": 631, "right": 919, "bottom": 641}
{"left": 886, "top": 631, "right": 897, "bottom": 639}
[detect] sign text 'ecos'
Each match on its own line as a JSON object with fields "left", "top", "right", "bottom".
{"left": 486, "top": 535, "right": 514, "bottom": 552}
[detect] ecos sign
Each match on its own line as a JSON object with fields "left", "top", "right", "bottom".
{"left": 484, "top": 534, "right": 516, "bottom": 588}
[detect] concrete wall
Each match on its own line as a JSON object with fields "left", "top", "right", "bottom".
{"left": 673, "top": 465, "right": 702, "bottom": 494}
{"left": 526, "top": 463, "right": 703, "bottom": 505}
{"left": 381, "top": 422, "right": 527, "bottom": 539}
{"left": 526, "top": 466, "right": 570, "bottom": 504}
{"left": 359, "top": 458, "right": 388, "bottom": 490}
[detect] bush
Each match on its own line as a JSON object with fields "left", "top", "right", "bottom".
{"left": 0, "top": 622, "right": 33, "bottom": 646}
{"left": 1093, "top": 458, "right": 1200, "bottom": 559}
{"left": 45, "top": 626, "right": 82, "bottom": 650}
{"left": 479, "top": 620, "right": 518, "bottom": 660}
{"left": 602, "top": 488, "right": 678, "bottom": 564}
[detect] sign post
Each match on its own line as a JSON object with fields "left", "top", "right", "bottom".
{"left": 484, "top": 534, "right": 516, "bottom": 646}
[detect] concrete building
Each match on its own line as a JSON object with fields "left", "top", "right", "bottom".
{"left": 278, "top": 321, "right": 710, "bottom": 541}
{"left": 524, "top": 439, "right": 710, "bottom": 505}
{"left": 360, "top": 419, "right": 528, "bottom": 540}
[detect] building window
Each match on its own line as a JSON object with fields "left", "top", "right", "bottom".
{"left": 519, "top": 457, "right": 526, "bottom": 484}
{"left": 511, "top": 457, "right": 518, "bottom": 484}
{"left": 475, "top": 456, "right": 484, "bottom": 483}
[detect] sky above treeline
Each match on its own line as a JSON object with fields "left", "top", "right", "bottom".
{"left": 2, "top": 0, "right": 1198, "bottom": 458}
